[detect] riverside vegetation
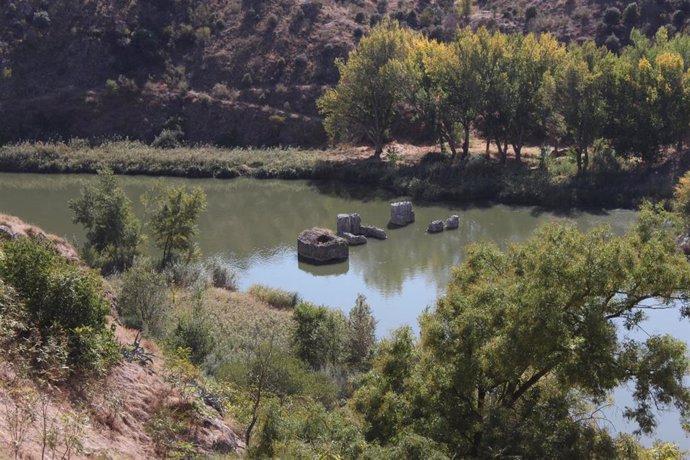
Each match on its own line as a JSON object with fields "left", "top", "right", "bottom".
{"left": 9, "top": 23, "right": 690, "bottom": 208}
{"left": 3, "top": 167, "right": 690, "bottom": 457}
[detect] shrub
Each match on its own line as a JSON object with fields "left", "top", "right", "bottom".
{"left": 0, "top": 237, "right": 119, "bottom": 374}
{"left": 355, "top": 12, "right": 366, "bottom": 24}
{"left": 623, "top": 2, "right": 640, "bottom": 26}
{"left": 291, "top": 302, "right": 346, "bottom": 369}
{"left": 32, "top": 10, "right": 51, "bottom": 29}
{"left": 604, "top": 7, "right": 621, "bottom": 26}
{"left": 117, "top": 258, "right": 169, "bottom": 336}
{"left": 168, "top": 289, "right": 216, "bottom": 365}
{"left": 266, "top": 14, "right": 279, "bottom": 30}
{"left": 525, "top": 5, "right": 538, "bottom": 21}
{"left": 205, "top": 257, "right": 238, "bottom": 290}
{"left": 242, "top": 72, "right": 253, "bottom": 87}
{"left": 605, "top": 33, "right": 621, "bottom": 52}
{"left": 248, "top": 285, "right": 299, "bottom": 309}
{"left": 164, "top": 261, "right": 208, "bottom": 288}
{"left": 152, "top": 129, "right": 184, "bottom": 149}
{"left": 105, "top": 79, "right": 119, "bottom": 95}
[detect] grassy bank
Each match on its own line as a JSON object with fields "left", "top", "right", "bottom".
{"left": 0, "top": 140, "right": 684, "bottom": 209}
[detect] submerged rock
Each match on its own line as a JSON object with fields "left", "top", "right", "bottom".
{"left": 362, "top": 225, "right": 387, "bottom": 240}
{"left": 445, "top": 215, "right": 459, "bottom": 230}
{"left": 297, "top": 228, "right": 349, "bottom": 264}
{"left": 390, "top": 201, "right": 415, "bottom": 227}
{"left": 427, "top": 220, "right": 444, "bottom": 234}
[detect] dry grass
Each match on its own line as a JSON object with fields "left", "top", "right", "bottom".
{"left": 247, "top": 284, "right": 300, "bottom": 310}
{"left": 0, "top": 213, "right": 79, "bottom": 261}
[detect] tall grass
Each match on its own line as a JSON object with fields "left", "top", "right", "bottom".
{"left": 247, "top": 284, "right": 300, "bottom": 309}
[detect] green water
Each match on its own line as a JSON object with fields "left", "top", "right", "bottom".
{"left": 0, "top": 173, "right": 639, "bottom": 334}
{"left": 1, "top": 172, "right": 689, "bottom": 447}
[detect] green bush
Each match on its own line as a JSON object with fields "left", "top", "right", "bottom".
{"left": 0, "top": 237, "right": 119, "bottom": 375}
{"left": 152, "top": 129, "right": 184, "bottom": 149}
{"left": 291, "top": 302, "right": 346, "bottom": 369}
{"left": 117, "top": 258, "right": 169, "bottom": 336}
{"left": 205, "top": 257, "right": 238, "bottom": 290}
{"left": 248, "top": 284, "right": 299, "bottom": 309}
{"left": 169, "top": 289, "right": 216, "bottom": 365}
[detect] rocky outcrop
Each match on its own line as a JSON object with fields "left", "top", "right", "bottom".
{"left": 298, "top": 228, "right": 349, "bottom": 264}
{"left": 390, "top": 201, "right": 415, "bottom": 227}
{"left": 445, "top": 215, "right": 459, "bottom": 230}
{"left": 361, "top": 225, "right": 387, "bottom": 240}
{"left": 427, "top": 220, "right": 445, "bottom": 234}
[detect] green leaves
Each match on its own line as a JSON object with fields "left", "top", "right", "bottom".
{"left": 142, "top": 182, "right": 207, "bottom": 268}
{"left": 354, "top": 211, "right": 690, "bottom": 456}
{"left": 69, "top": 168, "right": 142, "bottom": 274}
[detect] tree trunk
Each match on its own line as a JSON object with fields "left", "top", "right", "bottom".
{"left": 496, "top": 137, "right": 507, "bottom": 165}
{"left": 583, "top": 146, "right": 589, "bottom": 173}
{"left": 462, "top": 123, "right": 470, "bottom": 160}
{"left": 447, "top": 135, "right": 458, "bottom": 159}
{"left": 374, "top": 139, "right": 383, "bottom": 159}
{"left": 576, "top": 147, "right": 583, "bottom": 175}
{"left": 485, "top": 138, "right": 491, "bottom": 159}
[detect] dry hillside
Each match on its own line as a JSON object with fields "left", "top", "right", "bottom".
{"left": 0, "top": 0, "right": 687, "bottom": 147}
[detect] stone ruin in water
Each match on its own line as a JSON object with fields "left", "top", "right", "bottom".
{"left": 297, "top": 228, "right": 349, "bottom": 264}
{"left": 389, "top": 201, "right": 415, "bottom": 227}
{"left": 336, "top": 213, "right": 387, "bottom": 245}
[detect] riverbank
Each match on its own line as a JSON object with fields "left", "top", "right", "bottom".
{"left": 0, "top": 140, "right": 684, "bottom": 209}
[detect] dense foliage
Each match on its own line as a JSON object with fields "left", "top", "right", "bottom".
{"left": 69, "top": 168, "right": 142, "bottom": 273}
{"left": 0, "top": 237, "right": 119, "bottom": 377}
{"left": 321, "top": 23, "right": 690, "bottom": 171}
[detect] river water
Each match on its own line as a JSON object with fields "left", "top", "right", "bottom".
{"left": 0, "top": 173, "right": 686, "bottom": 449}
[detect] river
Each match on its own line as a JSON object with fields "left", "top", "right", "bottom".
{"left": 0, "top": 172, "right": 686, "bottom": 449}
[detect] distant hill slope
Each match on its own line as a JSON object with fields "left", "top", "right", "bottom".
{"left": 1, "top": 0, "right": 687, "bottom": 147}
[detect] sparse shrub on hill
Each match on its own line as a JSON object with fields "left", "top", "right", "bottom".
{"left": 117, "top": 258, "right": 169, "bottom": 337}
{"left": 0, "top": 237, "right": 119, "bottom": 377}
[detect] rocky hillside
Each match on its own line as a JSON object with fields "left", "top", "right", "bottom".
{"left": 0, "top": 0, "right": 687, "bottom": 147}
{"left": 0, "top": 215, "right": 244, "bottom": 459}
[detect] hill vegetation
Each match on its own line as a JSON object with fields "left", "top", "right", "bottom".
{"left": 3, "top": 0, "right": 690, "bottom": 147}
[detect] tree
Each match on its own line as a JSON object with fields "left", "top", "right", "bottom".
{"left": 142, "top": 183, "right": 207, "bottom": 269}
{"left": 317, "top": 20, "right": 414, "bottom": 158}
{"left": 291, "top": 302, "right": 346, "bottom": 370}
{"left": 458, "top": 0, "right": 472, "bottom": 19}
{"left": 117, "top": 258, "right": 169, "bottom": 336}
{"left": 354, "top": 207, "right": 690, "bottom": 457}
{"left": 69, "top": 168, "right": 142, "bottom": 273}
{"left": 552, "top": 42, "right": 610, "bottom": 173}
{"left": 347, "top": 294, "right": 377, "bottom": 370}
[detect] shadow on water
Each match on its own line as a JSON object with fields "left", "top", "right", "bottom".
{"left": 308, "top": 179, "right": 399, "bottom": 202}
{"left": 298, "top": 258, "right": 350, "bottom": 276}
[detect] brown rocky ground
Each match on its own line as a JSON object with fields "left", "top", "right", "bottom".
{"left": 0, "top": 215, "right": 245, "bottom": 459}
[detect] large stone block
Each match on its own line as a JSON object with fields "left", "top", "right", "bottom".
{"left": 445, "top": 215, "right": 459, "bottom": 230}
{"left": 427, "top": 220, "right": 444, "bottom": 234}
{"left": 390, "top": 201, "right": 415, "bottom": 227}
{"left": 298, "top": 228, "right": 349, "bottom": 264}
{"left": 337, "top": 213, "right": 362, "bottom": 236}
